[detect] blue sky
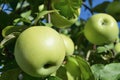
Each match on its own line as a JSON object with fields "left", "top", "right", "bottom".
{"left": 80, "top": 0, "right": 113, "bottom": 20}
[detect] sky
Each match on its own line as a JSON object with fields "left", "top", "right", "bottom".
{"left": 80, "top": 0, "right": 113, "bottom": 20}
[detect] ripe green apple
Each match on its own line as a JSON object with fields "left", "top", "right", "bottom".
{"left": 106, "top": 1, "right": 120, "bottom": 21}
{"left": 14, "top": 26, "right": 66, "bottom": 77}
{"left": 60, "top": 34, "right": 74, "bottom": 56}
{"left": 114, "top": 42, "right": 120, "bottom": 53}
{"left": 84, "top": 13, "right": 119, "bottom": 45}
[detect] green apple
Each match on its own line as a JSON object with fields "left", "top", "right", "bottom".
{"left": 114, "top": 42, "right": 120, "bottom": 53}
{"left": 14, "top": 26, "right": 66, "bottom": 77}
{"left": 60, "top": 34, "right": 74, "bottom": 56}
{"left": 106, "top": 1, "right": 120, "bottom": 21}
{"left": 84, "top": 13, "right": 119, "bottom": 45}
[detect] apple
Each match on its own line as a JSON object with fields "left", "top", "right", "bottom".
{"left": 14, "top": 26, "right": 66, "bottom": 77}
{"left": 84, "top": 13, "right": 119, "bottom": 45}
{"left": 60, "top": 34, "right": 74, "bottom": 56}
{"left": 106, "top": 1, "right": 120, "bottom": 21}
{"left": 114, "top": 42, "right": 120, "bottom": 54}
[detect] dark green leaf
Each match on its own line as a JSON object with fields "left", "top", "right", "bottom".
{"left": 0, "top": 60, "right": 19, "bottom": 72}
{"left": 21, "top": 72, "right": 40, "bottom": 80}
{"left": 92, "top": 1, "right": 110, "bottom": 13}
{"left": 0, "top": 68, "right": 21, "bottom": 80}
{"left": 9, "top": 0, "right": 19, "bottom": 10}
{"left": 47, "top": 76, "right": 62, "bottom": 80}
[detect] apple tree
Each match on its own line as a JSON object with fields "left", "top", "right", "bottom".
{"left": 0, "top": 0, "right": 120, "bottom": 80}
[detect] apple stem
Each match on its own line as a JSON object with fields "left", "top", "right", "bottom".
{"left": 46, "top": 0, "right": 51, "bottom": 23}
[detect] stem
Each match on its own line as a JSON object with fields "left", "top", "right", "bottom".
{"left": 86, "top": 50, "right": 91, "bottom": 61}
{"left": 46, "top": 0, "right": 51, "bottom": 23}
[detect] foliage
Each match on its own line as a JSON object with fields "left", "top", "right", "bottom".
{"left": 0, "top": 0, "right": 120, "bottom": 80}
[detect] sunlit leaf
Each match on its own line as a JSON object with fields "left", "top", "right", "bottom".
{"left": 2, "top": 26, "right": 28, "bottom": 37}
{"left": 76, "top": 56, "right": 95, "bottom": 80}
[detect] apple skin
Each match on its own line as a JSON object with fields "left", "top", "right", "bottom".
{"left": 114, "top": 43, "right": 120, "bottom": 53}
{"left": 60, "top": 34, "right": 74, "bottom": 56}
{"left": 14, "top": 26, "right": 65, "bottom": 77}
{"left": 106, "top": 1, "right": 120, "bottom": 21}
{"left": 84, "top": 13, "right": 119, "bottom": 45}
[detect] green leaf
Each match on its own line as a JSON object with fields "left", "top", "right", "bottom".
{"left": 92, "top": 1, "right": 110, "bottom": 13}
{"left": 97, "top": 46, "right": 107, "bottom": 53}
{"left": 0, "top": 12, "right": 10, "bottom": 29}
{"left": 55, "top": 66, "right": 67, "bottom": 80}
{"left": 0, "top": 68, "right": 21, "bottom": 80}
{"left": 21, "top": 10, "right": 32, "bottom": 19}
{"left": 2, "top": 26, "right": 28, "bottom": 37}
{"left": 91, "top": 63, "right": 120, "bottom": 80}
{"left": 75, "top": 56, "right": 95, "bottom": 80}
{"left": 52, "top": 0, "right": 82, "bottom": 19}
{"left": 100, "top": 63, "right": 120, "bottom": 80}
{"left": 0, "top": 32, "right": 19, "bottom": 48}
{"left": 34, "top": 10, "right": 56, "bottom": 25}
{"left": 21, "top": 72, "right": 40, "bottom": 80}
{"left": 9, "top": 0, "right": 19, "bottom": 10}
{"left": 91, "top": 64, "right": 104, "bottom": 80}
{"left": 0, "top": 60, "right": 18, "bottom": 72}
{"left": 47, "top": 76, "right": 62, "bottom": 80}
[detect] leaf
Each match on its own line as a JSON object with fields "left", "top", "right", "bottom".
{"left": 0, "top": 68, "right": 21, "bottom": 80}
{"left": 0, "top": 32, "right": 19, "bottom": 48}
{"left": 75, "top": 56, "right": 95, "bottom": 80}
{"left": 20, "top": 72, "right": 40, "bottom": 80}
{"left": 54, "top": 66, "right": 67, "bottom": 80}
{"left": 34, "top": 10, "right": 56, "bottom": 25}
{"left": 91, "top": 64, "right": 104, "bottom": 80}
{"left": 47, "top": 76, "right": 62, "bottom": 80}
{"left": 100, "top": 63, "right": 120, "bottom": 80}
{"left": 91, "top": 63, "right": 120, "bottom": 80}
{"left": 0, "top": 11, "right": 10, "bottom": 29}
{"left": 9, "top": 0, "right": 19, "bottom": 10}
{"left": 92, "top": 1, "right": 110, "bottom": 13}
{"left": 52, "top": 0, "right": 82, "bottom": 19}
{"left": 21, "top": 10, "right": 32, "bottom": 19}
{"left": 0, "top": 60, "right": 19, "bottom": 72}
{"left": 97, "top": 46, "right": 107, "bottom": 53}
{"left": 2, "top": 25, "right": 28, "bottom": 37}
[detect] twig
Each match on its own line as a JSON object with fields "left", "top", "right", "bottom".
{"left": 46, "top": 0, "right": 51, "bottom": 23}
{"left": 82, "top": 2, "right": 94, "bottom": 15}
